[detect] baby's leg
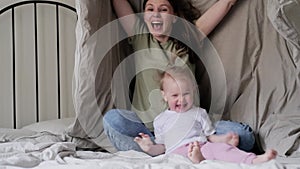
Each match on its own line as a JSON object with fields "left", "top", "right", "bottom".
{"left": 187, "top": 141, "right": 205, "bottom": 163}
{"left": 209, "top": 132, "right": 239, "bottom": 147}
{"left": 252, "top": 149, "right": 277, "bottom": 164}
{"left": 225, "top": 132, "right": 239, "bottom": 147}
{"left": 201, "top": 142, "right": 256, "bottom": 164}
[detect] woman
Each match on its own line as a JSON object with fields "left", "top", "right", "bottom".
{"left": 103, "top": 0, "right": 255, "bottom": 153}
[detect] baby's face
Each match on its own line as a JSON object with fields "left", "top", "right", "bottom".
{"left": 161, "top": 77, "right": 194, "bottom": 113}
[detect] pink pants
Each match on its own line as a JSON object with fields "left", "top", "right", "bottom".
{"left": 171, "top": 142, "right": 256, "bottom": 164}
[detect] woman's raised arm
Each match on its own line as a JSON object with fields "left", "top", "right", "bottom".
{"left": 195, "top": 0, "right": 237, "bottom": 36}
{"left": 112, "top": 0, "right": 137, "bottom": 36}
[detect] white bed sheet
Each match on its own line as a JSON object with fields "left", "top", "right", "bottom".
{"left": 2, "top": 150, "right": 286, "bottom": 169}
{"left": 0, "top": 135, "right": 291, "bottom": 169}
{"left": 0, "top": 131, "right": 75, "bottom": 168}
{"left": 0, "top": 119, "right": 298, "bottom": 169}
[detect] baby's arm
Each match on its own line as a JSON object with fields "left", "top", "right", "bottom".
{"left": 195, "top": 0, "right": 237, "bottom": 35}
{"left": 207, "top": 132, "right": 239, "bottom": 147}
{"left": 134, "top": 133, "right": 165, "bottom": 156}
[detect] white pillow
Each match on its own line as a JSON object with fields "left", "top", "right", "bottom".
{"left": 22, "top": 117, "right": 75, "bottom": 135}
{"left": 0, "top": 128, "right": 37, "bottom": 142}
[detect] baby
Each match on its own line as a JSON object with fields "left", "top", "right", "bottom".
{"left": 134, "top": 65, "right": 277, "bottom": 164}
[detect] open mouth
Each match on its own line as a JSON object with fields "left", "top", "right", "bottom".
{"left": 175, "top": 103, "right": 187, "bottom": 112}
{"left": 151, "top": 21, "right": 163, "bottom": 31}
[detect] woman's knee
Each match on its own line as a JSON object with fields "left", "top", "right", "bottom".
{"left": 103, "top": 109, "right": 142, "bottom": 130}
{"left": 103, "top": 109, "right": 126, "bottom": 128}
{"left": 104, "top": 109, "right": 122, "bottom": 122}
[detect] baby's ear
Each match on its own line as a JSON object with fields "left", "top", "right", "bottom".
{"left": 192, "top": 84, "right": 198, "bottom": 95}
{"left": 193, "top": 85, "right": 198, "bottom": 91}
{"left": 161, "top": 90, "right": 167, "bottom": 102}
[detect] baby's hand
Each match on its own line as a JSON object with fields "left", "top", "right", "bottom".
{"left": 134, "top": 133, "right": 154, "bottom": 152}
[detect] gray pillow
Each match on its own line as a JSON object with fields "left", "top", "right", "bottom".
{"left": 67, "top": 0, "right": 124, "bottom": 152}
{"left": 267, "top": 0, "right": 300, "bottom": 66}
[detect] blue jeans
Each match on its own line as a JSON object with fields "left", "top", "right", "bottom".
{"left": 103, "top": 109, "right": 255, "bottom": 152}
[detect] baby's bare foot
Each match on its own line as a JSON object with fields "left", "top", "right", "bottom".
{"left": 134, "top": 133, "right": 154, "bottom": 152}
{"left": 188, "top": 141, "right": 204, "bottom": 163}
{"left": 252, "top": 149, "right": 277, "bottom": 164}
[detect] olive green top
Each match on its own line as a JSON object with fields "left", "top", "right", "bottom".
{"left": 129, "top": 18, "right": 194, "bottom": 131}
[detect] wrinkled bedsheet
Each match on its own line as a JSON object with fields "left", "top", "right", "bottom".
{"left": 0, "top": 128, "right": 296, "bottom": 168}
{"left": 0, "top": 131, "right": 76, "bottom": 168}
{"left": 0, "top": 141, "right": 286, "bottom": 169}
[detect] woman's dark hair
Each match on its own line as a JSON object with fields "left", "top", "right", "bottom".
{"left": 143, "top": 0, "right": 201, "bottom": 23}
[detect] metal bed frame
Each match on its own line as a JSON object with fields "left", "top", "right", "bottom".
{"left": 0, "top": 1, "right": 76, "bottom": 128}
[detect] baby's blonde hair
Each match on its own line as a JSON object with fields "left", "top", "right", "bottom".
{"left": 159, "top": 65, "right": 197, "bottom": 91}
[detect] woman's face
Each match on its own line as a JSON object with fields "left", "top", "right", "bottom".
{"left": 143, "top": 0, "right": 177, "bottom": 42}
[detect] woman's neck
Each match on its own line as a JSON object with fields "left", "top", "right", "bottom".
{"left": 153, "top": 34, "right": 170, "bottom": 43}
